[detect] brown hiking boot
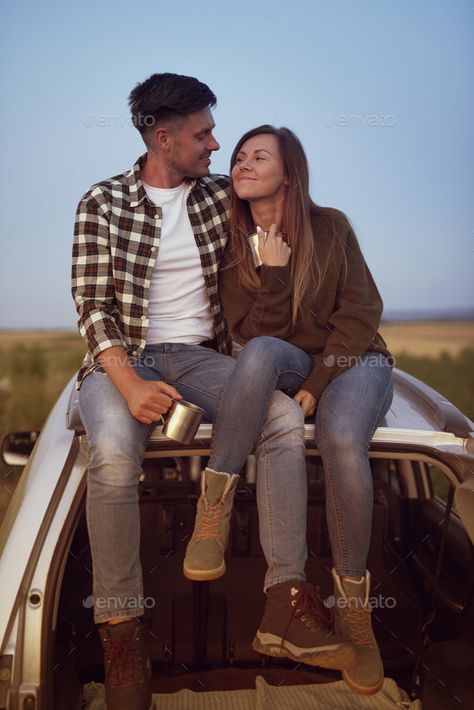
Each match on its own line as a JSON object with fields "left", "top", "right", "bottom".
{"left": 252, "top": 579, "right": 357, "bottom": 670}
{"left": 332, "top": 568, "right": 384, "bottom": 694}
{"left": 98, "top": 618, "right": 154, "bottom": 710}
{"left": 183, "top": 468, "right": 239, "bottom": 581}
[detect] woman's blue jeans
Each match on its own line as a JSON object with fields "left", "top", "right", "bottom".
{"left": 208, "top": 336, "right": 393, "bottom": 579}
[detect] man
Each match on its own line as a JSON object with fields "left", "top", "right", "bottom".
{"left": 72, "top": 73, "right": 353, "bottom": 710}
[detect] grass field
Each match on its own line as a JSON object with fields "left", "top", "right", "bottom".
{"left": 380, "top": 320, "right": 474, "bottom": 357}
{"left": 1, "top": 323, "right": 473, "bottom": 521}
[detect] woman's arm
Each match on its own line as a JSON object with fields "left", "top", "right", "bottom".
{"left": 302, "top": 222, "right": 385, "bottom": 401}
{"left": 219, "top": 259, "right": 294, "bottom": 342}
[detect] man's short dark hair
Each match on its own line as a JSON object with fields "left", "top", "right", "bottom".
{"left": 128, "top": 72, "right": 216, "bottom": 140}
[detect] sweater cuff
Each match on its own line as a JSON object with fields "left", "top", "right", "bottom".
{"left": 302, "top": 357, "right": 335, "bottom": 401}
{"left": 259, "top": 264, "right": 292, "bottom": 291}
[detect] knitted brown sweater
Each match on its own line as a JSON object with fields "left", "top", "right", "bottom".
{"left": 219, "top": 206, "right": 391, "bottom": 400}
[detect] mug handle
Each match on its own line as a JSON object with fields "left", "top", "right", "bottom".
{"left": 159, "top": 399, "right": 177, "bottom": 425}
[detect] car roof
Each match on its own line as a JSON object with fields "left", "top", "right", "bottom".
{"left": 384, "top": 369, "right": 473, "bottom": 437}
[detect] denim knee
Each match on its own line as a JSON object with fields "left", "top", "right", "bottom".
{"left": 87, "top": 433, "right": 144, "bottom": 488}
{"left": 315, "top": 421, "right": 368, "bottom": 457}
{"left": 238, "top": 336, "right": 289, "bottom": 372}
{"left": 259, "top": 390, "right": 305, "bottom": 447}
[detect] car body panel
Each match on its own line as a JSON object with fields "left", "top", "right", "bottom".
{"left": 0, "top": 383, "right": 79, "bottom": 651}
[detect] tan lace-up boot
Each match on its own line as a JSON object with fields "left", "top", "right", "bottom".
{"left": 332, "top": 568, "right": 384, "bottom": 694}
{"left": 183, "top": 467, "right": 239, "bottom": 581}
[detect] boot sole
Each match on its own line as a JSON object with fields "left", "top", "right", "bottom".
{"left": 183, "top": 560, "right": 226, "bottom": 581}
{"left": 252, "top": 631, "right": 357, "bottom": 670}
{"left": 334, "top": 619, "right": 384, "bottom": 694}
{"left": 342, "top": 669, "right": 384, "bottom": 695}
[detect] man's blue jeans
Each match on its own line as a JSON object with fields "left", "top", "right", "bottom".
{"left": 79, "top": 343, "right": 306, "bottom": 623}
{"left": 207, "top": 337, "right": 394, "bottom": 579}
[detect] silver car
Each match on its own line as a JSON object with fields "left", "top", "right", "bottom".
{"left": 0, "top": 368, "right": 473, "bottom": 709}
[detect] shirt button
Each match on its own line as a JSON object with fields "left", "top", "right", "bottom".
{"left": 150, "top": 246, "right": 157, "bottom": 252}
{"left": 154, "top": 214, "right": 160, "bottom": 220}
{"left": 141, "top": 315, "right": 147, "bottom": 321}
{"left": 131, "top": 350, "right": 138, "bottom": 356}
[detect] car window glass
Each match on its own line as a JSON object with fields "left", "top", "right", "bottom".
{"left": 428, "top": 464, "right": 451, "bottom": 504}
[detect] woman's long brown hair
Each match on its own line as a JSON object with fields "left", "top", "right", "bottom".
{"left": 228, "top": 125, "right": 341, "bottom": 325}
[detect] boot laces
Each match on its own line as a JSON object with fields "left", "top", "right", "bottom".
{"left": 104, "top": 634, "right": 144, "bottom": 686}
{"left": 292, "top": 587, "right": 334, "bottom": 631}
{"left": 346, "top": 603, "right": 374, "bottom": 646}
{"left": 270, "top": 587, "right": 333, "bottom": 646}
{"left": 195, "top": 499, "right": 224, "bottom": 541}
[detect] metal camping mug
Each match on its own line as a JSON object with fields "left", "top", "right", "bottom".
{"left": 161, "top": 399, "right": 205, "bottom": 445}
{"left": 248, "top": 230, "right": 269, "bottom": 268}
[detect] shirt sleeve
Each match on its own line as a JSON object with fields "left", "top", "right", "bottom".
{"left": 302, "top": 225, "right": 384, "bottom": 400}
{"left": 71, "top": 193, "right": 126, "bottom": 359}
{"left": 219, "top": 259, "right": 294, "bottom": 342}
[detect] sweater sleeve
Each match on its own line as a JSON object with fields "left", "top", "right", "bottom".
{"left": 219, "top": 261, "right": 294, "bottom": 342}
{"left": 302, "top": 224, "right": 384, "bottom": 400}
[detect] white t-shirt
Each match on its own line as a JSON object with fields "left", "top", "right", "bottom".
{"left": 143, "top": 182, "right": 214, "bottom": 344}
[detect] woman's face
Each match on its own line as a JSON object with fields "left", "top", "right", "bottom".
{"left": 232, "top": 133, "right": 288, "bottom": 203}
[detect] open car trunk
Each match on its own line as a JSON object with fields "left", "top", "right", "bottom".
{"left": 52, "top": 454, "right": 425, "bottom": 709}
{"left": 47, "top": 449, "right": 471, "bottom": 709}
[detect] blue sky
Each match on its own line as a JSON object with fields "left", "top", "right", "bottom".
{"left": 0, "top": 0, "right": 473, "bottom": 328}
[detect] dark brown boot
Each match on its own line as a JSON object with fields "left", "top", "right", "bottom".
{"left": 252, "top": 580, "right": 356, "bottom": 670}
{"left": 98, "top": 618, "right": 154, "bottom": 710}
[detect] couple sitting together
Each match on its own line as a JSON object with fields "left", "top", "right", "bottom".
{"left": 72, "top": 71, "right": 393, "bottom": 709}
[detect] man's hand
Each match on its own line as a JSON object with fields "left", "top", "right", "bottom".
{"left": 97, "top": 346, "right": 183, "bottom": 424}
{"left": 257, "top": 224, "right": 291, "bottom": 266}
{"left": 293, "top": 388, "right": 317, "bottom": 417}
{"left": 125, "top": 379, "right": 182, "bottom": 424}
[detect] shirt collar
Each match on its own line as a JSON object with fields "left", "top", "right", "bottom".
{"left": 126, "top": 153, "right": 203, "bottom": 207}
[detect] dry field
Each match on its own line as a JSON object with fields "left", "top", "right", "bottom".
{"left": 380, "top": 321, "right": 474, "bottom": 357}
{"left": 0, "top": 330, "right": 83, "bottom": 350}
{"left": 1, "top": 321, "right": 473, "bottom": 357}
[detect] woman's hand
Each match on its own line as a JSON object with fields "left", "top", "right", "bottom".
{"left": 257, "top": 224, "right": 291, "bottom": 266}
{"left": 293, "top": 388, "right": 317, "bottom": 417}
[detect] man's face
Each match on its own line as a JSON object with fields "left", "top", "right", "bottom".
{"left": 167, "top": 108, "right": 220, "bottom": 180}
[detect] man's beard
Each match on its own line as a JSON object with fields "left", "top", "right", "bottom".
{"left": 168, "top": 156, "right": 209, "bottom": 180}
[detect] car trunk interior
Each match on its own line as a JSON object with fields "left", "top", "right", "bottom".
{"left": 47, "top": 453, "right": 474, "bottom": 709}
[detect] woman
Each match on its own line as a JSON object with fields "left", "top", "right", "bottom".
{"left": 184, "top": 125, "right": 393, "bottom": 694}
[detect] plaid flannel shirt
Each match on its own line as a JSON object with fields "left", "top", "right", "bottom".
{"left": 72, "top": 154, "right": 233, "bottom": 389}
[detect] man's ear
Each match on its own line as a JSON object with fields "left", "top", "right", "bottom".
{"left": 155, "top": 127, "right": 172, "bottom": 152}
